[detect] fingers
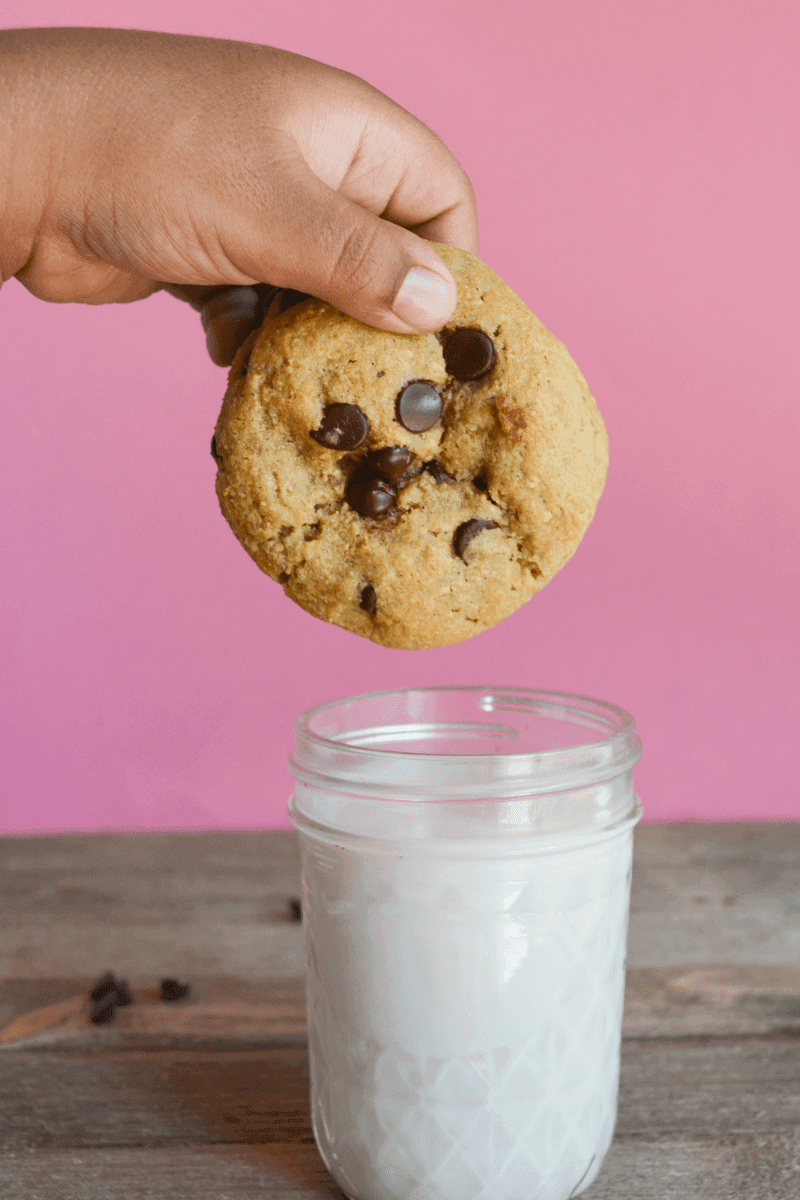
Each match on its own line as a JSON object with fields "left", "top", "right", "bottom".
{"left": 12, "top": 28, "right": 480, "bottom": 362}
{"left": 159, "top": 283, "right": 261, "bottom": 365}
{"left": 198, "top": 287, "right": 263, "bottom": 366}
{"left": 223, "top": 150, "right": 459, "bottom": 337}
{"left": 175, "top": 169, "right": 471, "bottom": 366}
{"left": 353, "top": 112, "right": 479, "bottom": 257}
{"left": 164, "top": 284, "right": 266, "bottom": 366}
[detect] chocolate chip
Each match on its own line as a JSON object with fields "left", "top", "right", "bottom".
{"left": 369, "top": 446, "right": 414, "bottom": 484}
{"left": 89, "top": 972, "right": 117, "bottom": 1003}
{"left": 288, "top": 898, "right": 303, "bottom": 921}
{"left": 453, "top": 518, "right": 498, "bottom": 559}
{"left": 88, "top": 970, "right": 133, "bottom": 1014}
{"left": 90, "top": 998, "right": 117, "bottom": 1025}
{"left": 311, "top": 404, "right": 369, "bottom": 450}
{"left": 395, "top": 381, "right": 442, "bottom": 433}
{"left": 210, "top": 434, "right": 219, "bottom": 463}
{"left": 359, "top": 583, "right": 377, "bottom": 614}
{"left": 114, "top": 979, "right": 134, "bottom": 1007}
{"left": 473, "top": 475, "right": 488, "bottom": 491}
{"left": 347, "top": 476, "right": 396, "bottom": 518}
{"left": 422, "top": 459, "right": 452, "bottom": 484}
{"left": 160, "top": 978, "right": 191, "bottom": 1003}
{"left": 444, "top": 329, "right": 496, "bottom": 381}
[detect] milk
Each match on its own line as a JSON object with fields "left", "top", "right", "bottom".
{"left": 288, "top": 686, "right": 641, "bottom": 1200}
{"left": 298, "top": 826, "right": 633, "bottom": 1200}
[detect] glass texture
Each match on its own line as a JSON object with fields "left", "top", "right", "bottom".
{"left": 288, "top": 687, "right": 641, "bottom": 1200}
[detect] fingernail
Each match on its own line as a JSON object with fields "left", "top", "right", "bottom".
{"left": 392, "top": 267, "right": 457, "bottom": 331}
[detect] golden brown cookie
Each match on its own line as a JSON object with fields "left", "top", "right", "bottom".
{"left": 213, "top": 246, "right": 607, "bottom": 649}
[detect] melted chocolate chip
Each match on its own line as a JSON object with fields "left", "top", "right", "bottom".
{"left": 395, "top": 381, "right": 442, "bottom": 433}
{"left": 347, "top": 476, "right": 396, "bottom": 519}
{"left": 311, "top": 404, "right": 369, "bottom": 450}
{"left": 359, "top": 583, "right": 377, "bottom": 614}
{"left": 453, "top": 518, "right": 498, "bottom": 559}
{"left": 369, "top": 446, "right": 415, "bottom": 484}
{"left": 210, "top": 434, "right": 219, "bottom": 463}
{"left": 422, "top": 459, "right": 452, "bottom": 484}
{"left": 444, "top": 329, "right": 496, "bottom": 381}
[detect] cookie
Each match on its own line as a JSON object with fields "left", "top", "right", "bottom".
{"left": 213, "top": 245, "right": 607, "bottom": 650}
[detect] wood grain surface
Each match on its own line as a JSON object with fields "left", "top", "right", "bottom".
{"left": 2, "top": 824, "right": 799, "bottom": 1198}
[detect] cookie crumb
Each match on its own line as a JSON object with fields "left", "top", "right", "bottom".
{"left": 494, "top": 394, "right": 526, "bottom": 442}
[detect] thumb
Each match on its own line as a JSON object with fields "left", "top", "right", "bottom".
{"left": 234, "top": 154, "right": 459, "bottom": 336}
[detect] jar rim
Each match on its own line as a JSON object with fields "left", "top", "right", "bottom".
{"left": 290, "top": 686, "right": 641, "bottom": 801}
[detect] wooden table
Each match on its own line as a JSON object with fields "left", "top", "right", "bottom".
{"left": 2, "top": 824, "right": 799, "bottom": 1198}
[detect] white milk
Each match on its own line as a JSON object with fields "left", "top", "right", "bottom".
{"left": 289, "top": 687, "right": 641, "bottom": 1200}
{"left": 298, "top": 828, "right": 633, "bottom": 1200}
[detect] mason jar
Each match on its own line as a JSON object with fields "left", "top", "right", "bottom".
{"left": 288, "top": 686, "right": 642, "bottom": 1200}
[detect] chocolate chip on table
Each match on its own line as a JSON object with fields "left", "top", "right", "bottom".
{"left": 311, "top": 404, "right": 369, "bottom": 450}
{"left": 90, "top": 971, "right": 117, "bottom": 1003}
{"left": 288, "top": 898, "right": 303, "bottom": 921}
{"left": 453, "top": 518, "right": 498, "bottom": 559}
{"left": 359, "top": 583, "right": 377, "bottom": 615}
{"left": 347, "top": 476, "right": 397, "bottom": 519}
{"left": 89, "top": 971, "right": 132, "bottom": 1008}
{"left": 395, "top": 381, "right": 442, "bottom": 433}
{"left": 444, "top": 328, "right": 496, "bottom": 381}
{"left": 90, "top": 998, "right": 117, "bottom": 1025}
{"left": 369, "top": 446, "right": 415, "bottom": 484}
{"left": 422, "top": 459, "right": 452, "bottom": 484}
{"left": 114, "top": 979, "right": 134, "bottom": 1007}
{"left": 160, "top": 978, "right": 191, "bottom": 1003}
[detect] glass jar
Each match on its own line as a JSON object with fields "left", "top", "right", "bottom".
{"left": 288, "top": 686, "right": 642, "bottom": 1200}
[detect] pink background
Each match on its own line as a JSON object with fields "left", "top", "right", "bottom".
{"left": 1, "top": 0, "right": 798, "bottom": 833}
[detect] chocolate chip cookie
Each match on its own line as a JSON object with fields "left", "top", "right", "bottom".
{"left": 213, "top": 245, "right": 607, "bottom": 649}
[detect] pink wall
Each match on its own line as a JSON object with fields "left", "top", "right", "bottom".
{"left": 1, "top": 0, "right": 798, "bottom": 833}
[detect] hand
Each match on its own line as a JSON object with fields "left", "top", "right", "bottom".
{"left": 0, "top": 28, "right": 477, "bottom": 364}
